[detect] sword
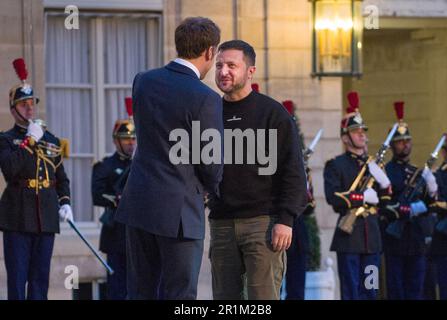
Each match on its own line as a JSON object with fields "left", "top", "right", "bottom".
{"left": 375, "top": 123, "right": 398, "bottom": 162}
{"left": 67, "top": 220, "right": 114, "bottom": 275}
{"left": 304, "top": 128, "right": 323, "bottom": 161}
{"left": 430, "top": 134, "right": 446, "bottom": 163}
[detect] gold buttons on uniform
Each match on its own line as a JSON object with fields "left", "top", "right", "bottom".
{"left": 28, "top": 179, "right": 36, "bottom": 188}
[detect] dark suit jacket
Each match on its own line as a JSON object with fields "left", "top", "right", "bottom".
{"left": 115, "top": 61, "right": 223, "bottom": 240}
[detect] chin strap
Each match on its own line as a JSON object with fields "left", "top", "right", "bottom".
{"left": 11, "top": 105, "right": 29, "bottom": 124}
{"left": 347, "top": 131, "right": 364, "bottom": 150}
{"left": 117, "top": 139, "right": 132, "bottom": 159}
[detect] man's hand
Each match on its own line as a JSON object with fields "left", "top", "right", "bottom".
{"left": 59, "top": 204, "right": 74, "bottom": 222}
{"left": 410, "top": 200, "right": 428, "bottom": 218}
{"left": 422, "top": 167, "right": 438, "bottom": 197}
{"left": 271, "top": 223, "right": 292, "bottom": 252}
{"left": 26, "top": 119, "right": 44, "bottom": 142}
{"left": 368, "top": 161, "right": 391, "bottom": 189}
{"left": 363, "top": 187, "right": 379, "bottom": 205}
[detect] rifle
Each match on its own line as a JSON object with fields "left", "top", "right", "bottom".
{"left": 337, "top": 123, "right": 399, "bottom": 234}
{"left": 303, "top": 129, "right": 323, "bottom": 166}
{"left": 302, "top": 129, "right": 323, "bottom": 212}
{"left": 386, "top": 134, "right": 447, "bottom": 239}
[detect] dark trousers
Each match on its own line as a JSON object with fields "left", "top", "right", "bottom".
{"left": 434, "top": 255, "right": 447, "bottom": 300}
{"left": 385, "top": 254, "right": 426, "bottom": 300}
{"left": 3, "top": 231, "right": 55, "bottom": 300}
{"left": 126, "top": 225, "right": 203, "bottom": 300}
{"left": 337, "top": 253, "right": 380, "bottom": 300}
{"left": 423, "top": 255, "right": 437, "bottom": 300}
{"left": 106, "top": 253, "right": 127, "bottom": 300}
{"left": 284, "top": 250, "right": 306, "bottom": 300}
{"left": 284, "top": 216, "right": 308, "bottom": 300}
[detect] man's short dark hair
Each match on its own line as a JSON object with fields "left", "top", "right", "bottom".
{"left": 218, "top": 40, "right": 256, "bottom": 66}
{"left": 175, "top": 17, "right": 221, "bottom": 59}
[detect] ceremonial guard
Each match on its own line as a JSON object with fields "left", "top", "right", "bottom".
{"left": 381, "top": 102, "right": 438, "bottom": 300}
{"left": 323, "top": 92, "right": 392, "bottom": 300}
{"left": 430, "top": 135, "right": 447, "bottom": 300}
{"left": 0, "top": 59, "right": 72, "bottom": 300}
{"left": 92, "top": 97, "right": 136, "bottom": 300}
{"left": 282, "top": 100, "right": 320, "bottom": 300}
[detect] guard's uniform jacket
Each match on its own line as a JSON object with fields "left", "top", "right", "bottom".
{"left": 92, "top": 152, "right": 130, "bottom": 254}
{"left": 0, "top": 124, "right": 70, "bottom": 233}
{"left": 324, "top": 151, "right": 390, "bottom": 254}
{"left": 431, "top": 162, "right": 447, "bottom": 256}
{"left": 382, "top": 158, "right": 436, "bottom": 256}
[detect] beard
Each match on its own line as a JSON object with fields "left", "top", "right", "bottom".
{"left": 217, "top": 76, "right": 247, "bottom": 94}
{"left": 393, "top": 147, "right": 412, "bottom": 159}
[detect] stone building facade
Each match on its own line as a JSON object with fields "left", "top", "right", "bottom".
{"left": 0, "top": 0, "right": 446, "bottom": 299}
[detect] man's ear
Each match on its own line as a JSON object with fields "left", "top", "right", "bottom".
{"left": 205, "top": 46, "right": 215, "bottom": 61}
{"left": 248, "top": 66, "right": 256, "bottom": 80}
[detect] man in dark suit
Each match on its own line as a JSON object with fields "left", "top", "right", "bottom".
{"left": 115, "top": 17, "right": 223, "bottom": 300}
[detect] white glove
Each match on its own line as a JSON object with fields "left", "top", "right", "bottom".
{"left": 59, "top": 204, "right": 74, "bottom": 222}
{"left": 422, "top": 167, "right": 438, "bottom": 196}
{"left": 368, "top": 161, "right": 391, "bottom": 189}
{"left": 363, "top": 187, "right": 379, "bottom": 205}
{"left": 410, "top": 200, "right": 428, "bottom": 218}
{"left": 26, "top": 120, "right": 44, "bottom": 142}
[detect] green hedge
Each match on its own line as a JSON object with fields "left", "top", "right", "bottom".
{"left": 304, "top": 215, "right": 321, "bottom": 271}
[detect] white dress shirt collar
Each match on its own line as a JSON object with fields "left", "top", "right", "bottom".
{"left": 174, "top": 58, "right": 201, "bottom": 79}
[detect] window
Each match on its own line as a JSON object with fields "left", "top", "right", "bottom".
{"left": 45, "top": 12, "right": 162, "bottom": 221}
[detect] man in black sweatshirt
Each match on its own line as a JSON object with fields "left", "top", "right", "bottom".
{"left": 209, "top": 40, "right": 308, "bottom": 300}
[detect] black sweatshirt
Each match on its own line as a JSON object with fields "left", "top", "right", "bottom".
{"left": 208, "top": 91, "right": 308, "bottom": 227}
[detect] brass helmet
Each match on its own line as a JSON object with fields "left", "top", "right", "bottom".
{"left": 340, "top": 91, "right": 368, "bottom": 136}
{"left": 9, "top": 58, "right": 39, "bottom": 108}
{"left": 391, "top": 101, "right": 411, "bottom": 142}
{"left": 113, "top": 120, "right": 135, "bottom": 139}
{"left": 113, "top": 97, "right": 135, "bottom": 139}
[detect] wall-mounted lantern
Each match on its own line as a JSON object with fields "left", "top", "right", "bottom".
{"left": 310, "top": 0, "right": 363, "bottom": 78}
